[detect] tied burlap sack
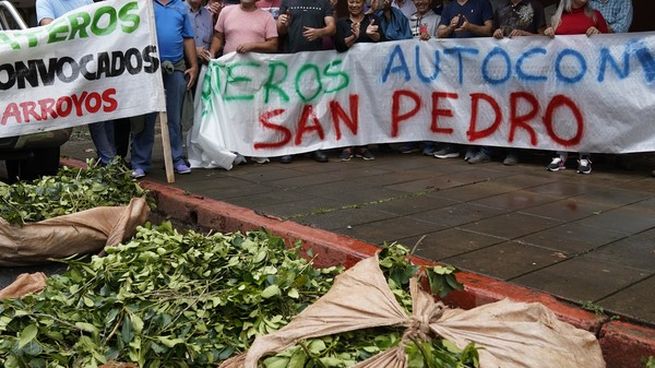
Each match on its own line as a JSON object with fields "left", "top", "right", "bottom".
{"left": 0, "top": 197, "right": 149, "bottom": 266}
{"left": 0, "top": 272, "right": 47, "bottom": 300}
{"left": 226, "top": 255, "right": 604, "bottom": 368}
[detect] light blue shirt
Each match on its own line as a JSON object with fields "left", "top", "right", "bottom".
{"left": 36, "top": 0, "right": 93, "bottom": 24}
{"left": 590, "top": 0, "right": 633, "bottom": 33}
{"left": 188, "top": 4, "right": 213, "bottom": 49}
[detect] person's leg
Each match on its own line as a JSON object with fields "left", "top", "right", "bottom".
{"left": 114, "top": 118, "right": 131, "bottom": 158}
{"left": 163, "top": 71, "right": 188, "bottom": 170}
{"left": 546, "top": 151, "right": 567, "bottom": 172}
{"left": 130, "top": 113, "right": 157, "bottom": 173}
{"left": 88, "top": 121, "right": 116, "bottom": 165}
{"left": 577, "top": 152, "right": 592, "bottom": 174}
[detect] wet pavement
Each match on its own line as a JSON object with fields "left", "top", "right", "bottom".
{"left": 4, "top": 136, "right": 655, "bottom": 326}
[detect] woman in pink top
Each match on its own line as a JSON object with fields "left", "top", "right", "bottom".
{"left": 543, "top": 0, "right": 608, "bottom": 175}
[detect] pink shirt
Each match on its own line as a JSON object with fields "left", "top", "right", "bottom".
{"left": 215, "top": 5, "right": 278, "bottom": 54}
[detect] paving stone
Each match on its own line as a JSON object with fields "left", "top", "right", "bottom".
{"left": 410, "top": 203, "right": 507, "bottom": 228}
{"left": 512, "top": 256, "right": 651, "bottom": 302}
{"left": 597, "top": 275, "right": 655, "bottom": 323}
{"left": 225, "top": 166, "right": 307, "bottom": 182}
{"left": 336, "top": 217, "right": 443, "bottom": 245}
{"left": 226, "top": 191, "right": 314, "bottom": 210}
{"left": 401, "top": 228, "right": 506, "bottom": 260}
{"left": 470, "top": 190, "right": 559, "bottom": 212}
{"left": 301, "top": 184, "right": 407, "bottom": 204}
{"left": 370, "top": 195, "right": 459, "bottom": 216}
{"left": 574, "top": 207, "right": 655, "bottom": 235}
{"left": 571, "top": 187, "right": 653, "bottom": 207}
{"left": 523, "top": 181, "right": 596, "bottom": 197}
{"left": 351, "top": 170, "right": 438, "bottom": 186}
{"left": 384, "top": 176, "right": 468, "bottom": 193}
{"left": 460, "top": 213, "right": 562, "bottom": 239}
{"left": 586, "top": 235, "right": 655, "bottom": 272}
{"left": 200, "top": 183, "right": 274, "bottom": 200}
{"left": 517, "top": 223, "right": 626, "bottom": 255}
{"left": 256, "top": 197, "right": 352, "bottom": 218}
{"left": 443, "top": 241, "right": 567, "bottom": 280}
{"left": 429, "top": 182, "right": 516, "bottom": 202}
{"left": 298, "top": 207, "right": 393, "bottom": 230}
{"left": 520, "top": 198, "right": 614, "bottom": 222}
{"left": 268, "top": 172, "right": 343, "bottom": 189}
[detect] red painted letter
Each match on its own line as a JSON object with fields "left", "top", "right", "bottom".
{"left": 330, "top": 94, "right": 359, "bottom": 140}
{"left": 254, "top": 109, "right": 292, "bottom": 149}
{"left": 467, "top": 93, "right": 502, "bottom": 142}
{"left": 544, "top": 95, "right": 584, "bottom": 147}
{"left": 295, "top": 104, "right": 325, "bottom": 145}
{"left": 509, "top": 92, "right": 539, "bottom": 146}
{"left": 1, "top": 103, "right": 22, "bottom": 125}
{"left": 431, "top": 91, "right": 458, "bottom": 134}
{"left": 391, "top": 90, "right": 421, "bottom": 137}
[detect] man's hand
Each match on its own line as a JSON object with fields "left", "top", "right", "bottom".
{"left": 197, "top": 47, "right": 211, "bottom": 62}
{"left": 236, "top": 43, "right": 253, "bottom": 53}
{"left": 455, "top": 15, "right": 469, "bottom": 32}
{"left": 206, "top": 1, "right": 224, "bottom": 16}
{"left": 185, "top": 66, "right": 198, "bottom": 90}
{"left": 493, "top": 28, "right": 504, "bottom": 39}
{"left": 303, "top": 26, "right": 323, "bottom": 42}
{"left": 278, "top": 13, "right": 290, "bottom": 27}
{"left": 544, "top": 26, "right": 555, "bottom": 38}
{"left": 449, "top": 15, "right": 461, "bottom": 30}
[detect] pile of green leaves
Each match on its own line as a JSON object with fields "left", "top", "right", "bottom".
{"left": 262, "top": 245, "right": 477, "bottom": 368}
{"left": 0, "top": 223, "right": 472, "bottom": 368}
{"left": 0, "top": 159, "right": 150, "bottom": 225}
{"left": 0, "top": 223, "right": 341, "bottom": 367}
{"left": 646, "top": 356, "right": 655, "bottom": 368}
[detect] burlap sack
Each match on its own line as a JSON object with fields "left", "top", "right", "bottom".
{"left": 0, "top": 272, "right": 47, "bottom": 300}
{"left": 229, "top": 255, "right": 605, "bottom": 368}
{"left": 0, "top": 197, "right": 149, "bottom": 266}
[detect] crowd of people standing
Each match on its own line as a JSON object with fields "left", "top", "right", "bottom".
{"left": 34, "top": 0, "right": 639, "bottom": 178}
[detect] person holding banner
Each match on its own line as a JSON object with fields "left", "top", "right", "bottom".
{"left": 375, "top": 0, "right": 413, "bottom": 40}
{"left": 544, "top": 0, "right": 608, "bottom": 175}
{"left": 435, "top": 0, "right": 493, "bottom": 163}
{"left": 208, "top": 0, "right": 279, "bottom": 165}
{"left": 130, "top": 0, "right": 199, "bottom": 179}
{"left": 335, "top": 0, "right": 384, "bottom": 161}
{"left": 492, "top": 0, "right": 546, "bottom": 166}
{"left": 590, "top": 0, "right": 632, "bottom": 33}
{"left": 37, "top": 0, "right": 118, "bottom": 166}
{"left": 277, "top": 0, "right": 336, "bottom": 163}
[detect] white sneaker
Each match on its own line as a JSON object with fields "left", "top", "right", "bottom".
{"left": 546, "top": 157, "right": 565, "bottom": 172}
{"left": 252, "top": 157, "right": 270, "bottom": 164}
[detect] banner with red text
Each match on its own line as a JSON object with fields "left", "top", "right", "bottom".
{"left": 190, "top": 32, "right": 655, "bottom": 167}
{"left": 0, "top": 0, "right": 165, "bottom": 138}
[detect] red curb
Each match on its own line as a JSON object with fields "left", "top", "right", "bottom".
{"left": 600, "top": 321, "right": 655, "bottom": 368}
{"left": 59, "top": 157, "right": 655, "bottom": 366}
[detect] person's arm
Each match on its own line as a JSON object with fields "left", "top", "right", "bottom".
{"left": 437, "top": 12, "right": 457, "bottom": 38}
{"left": 184, "top": 38, "right": 199, "bottom": 89}
{"left": 302, "top": 15, "right": 336, "bottom": 41}
{"left": 610, "top": 1, "right": 633, "bottom": 33}
{"left": 334, "top": 19, "right": 356, "bottom": 51}
{"left": 277, "top": 2, "right": 290, "bottom": 35}
{"left": 36, "top": 0, "right": 55, "bottom": 26}
{"left": 237, "top": 37, "right": 279, "bottom": 53}
{"left": 457, "top": 18, "right": 492, "bottom": 36}
{"left": 366, "top": 18, "right": 381, "bottom": 41}
{"left": 209, "top": 32, "right": 224, "bottom": 57}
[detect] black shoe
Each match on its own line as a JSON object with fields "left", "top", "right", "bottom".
{"left": 280, "top": 155, "right": 293, "bottom": 164}
{"left": 312, "top": 150, "right": 328, "bottom": 163}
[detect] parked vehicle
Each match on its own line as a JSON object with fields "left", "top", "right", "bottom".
{"left": 0, "top": 1, "right": 71, "bottom": 183}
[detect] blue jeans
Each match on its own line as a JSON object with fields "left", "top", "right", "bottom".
{"left": 89, "top": 121, "right": 116, "bottom": 165}
{"left": 131, "top": 70, "right": 186, "bottom": 172}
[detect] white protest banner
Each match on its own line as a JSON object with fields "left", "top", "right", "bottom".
{"left": 0, "top": 0, "right": 166, "bottom": 139}
{"left": 190, "top": 33, "right": 655, "bottom": 167}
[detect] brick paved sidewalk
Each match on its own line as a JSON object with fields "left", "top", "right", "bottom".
{"left": 6, "top": 137, "right": 654, "bottom": 326}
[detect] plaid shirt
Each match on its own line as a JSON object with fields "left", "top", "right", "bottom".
{"left": 590, "top": 0, "right": 633, "bottom": 33}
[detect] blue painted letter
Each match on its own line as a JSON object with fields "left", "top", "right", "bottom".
{"left": 382, "top": 45, "right": 411, "bottom": 83}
